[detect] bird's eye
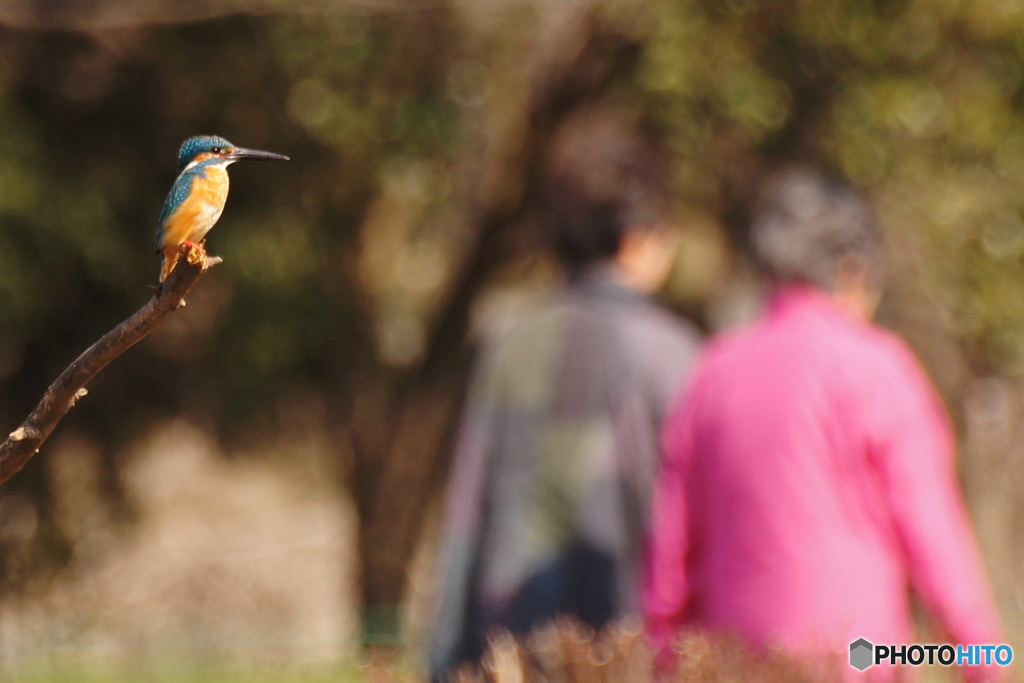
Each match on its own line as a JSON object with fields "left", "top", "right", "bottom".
{"left": 212, "top": 146, "right": 226, "bottom": 154}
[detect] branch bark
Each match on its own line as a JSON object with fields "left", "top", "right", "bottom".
{"left": 0, "top": 242, "right": 222, "bottom": 485}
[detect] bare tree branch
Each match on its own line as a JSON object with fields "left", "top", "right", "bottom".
{"left": 0, "top": 242, "right": 222, "bottom": 486}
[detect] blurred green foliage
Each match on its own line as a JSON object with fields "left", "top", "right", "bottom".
{"left": 634, "top": 0, "right": 1024, "bottom": 376}
{"left": 0, "top": 7, "right": 461, "bottom": 430}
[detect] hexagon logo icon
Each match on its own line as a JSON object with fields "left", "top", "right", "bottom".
{"left": 849, "top": 638, "right": 874, "bottom": 671}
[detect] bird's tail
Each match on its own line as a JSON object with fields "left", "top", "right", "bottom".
{"left": 159, "top": 249, "right": 179, "bottom": 283}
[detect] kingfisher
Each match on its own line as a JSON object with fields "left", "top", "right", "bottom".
{"left": 156, "top": 135, "right": 289, "bottom": 283}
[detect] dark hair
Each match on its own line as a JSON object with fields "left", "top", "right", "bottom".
{"left": 540, "top": 106, "right": 669, "bottom": 273}
{"left": 750, "top": 168, "right": 886, "bottom": 291}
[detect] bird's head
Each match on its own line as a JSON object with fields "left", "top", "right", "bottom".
{"left": 177, "top": 135, "right": 289, "bottom": 171}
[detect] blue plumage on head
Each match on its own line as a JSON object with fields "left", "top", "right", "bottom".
{"left": 177, "top": 135, "right": 234, "bottom": 171}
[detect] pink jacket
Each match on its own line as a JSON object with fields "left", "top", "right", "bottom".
{"left": 644, "top": 286, "right": 1003, "bottom": 680}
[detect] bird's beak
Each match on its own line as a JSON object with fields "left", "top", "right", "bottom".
{"left": 226, "top": 146, "right": 290, "bottom": 161}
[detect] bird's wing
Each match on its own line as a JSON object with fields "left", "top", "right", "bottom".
{"left": 156, "top": 164, "right": 209, "bottom": 250}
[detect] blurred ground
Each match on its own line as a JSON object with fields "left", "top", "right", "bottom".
{"left": 0, "top": 420, "right": 374, "bottom": 679}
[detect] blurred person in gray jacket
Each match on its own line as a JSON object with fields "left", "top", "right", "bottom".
{"left": 429, "top": 105, "right": 702, "bottom": 679}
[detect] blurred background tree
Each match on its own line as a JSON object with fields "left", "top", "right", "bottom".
{"left": 0, "top": 0, "right": 1022, "bottom": 671}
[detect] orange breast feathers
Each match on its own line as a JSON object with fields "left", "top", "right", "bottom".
{"left": 159, "top": 167, "right": 230, "bottom": 281}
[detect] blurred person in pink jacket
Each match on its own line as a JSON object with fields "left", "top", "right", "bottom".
{"left": 644, "top": 168, "right": 1005, "bottom": 681}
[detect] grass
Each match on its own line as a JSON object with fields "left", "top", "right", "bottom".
{"left": 0, "top": 658, "right": 419, "bottom": 683}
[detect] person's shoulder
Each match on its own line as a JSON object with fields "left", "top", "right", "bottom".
{"left": 695, "top": 320, "right": 760, "bottom": 366}
{"left": 476, "top": 292, "right": 575, "bottom": 364}
{"left": 845, "top": 319, "right": 925, "bottom": 374}
{"left": 594, "top": 298, "right": 703, "bottom": 385}
{"left": 813, "top": 319, "right": 939, "bottom": 415}
{"left": 628, "top": 298, "right": 703, "bottom": 348}
{"left": 502, "top": 292, "right": 577, "bottom": 339}
{"left": 657, "top": 324, "right": 752, "bottom": 406}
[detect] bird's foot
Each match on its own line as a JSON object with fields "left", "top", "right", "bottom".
{"left": 182, "top": 241, "right": 205, "bottom": 268}
{"left": 181, "top": 241, "right": 222, "bottom": 268}
{"left": 151, "top": 242, "right": 223, "bottom": 304}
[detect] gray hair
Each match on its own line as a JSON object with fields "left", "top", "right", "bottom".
{"left": 750, "top": 168, "right": 886, "bottom": 291}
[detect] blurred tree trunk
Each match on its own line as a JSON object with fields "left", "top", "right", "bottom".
{"left": 345, "top": 10, "right": 643, "bottom": 642}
